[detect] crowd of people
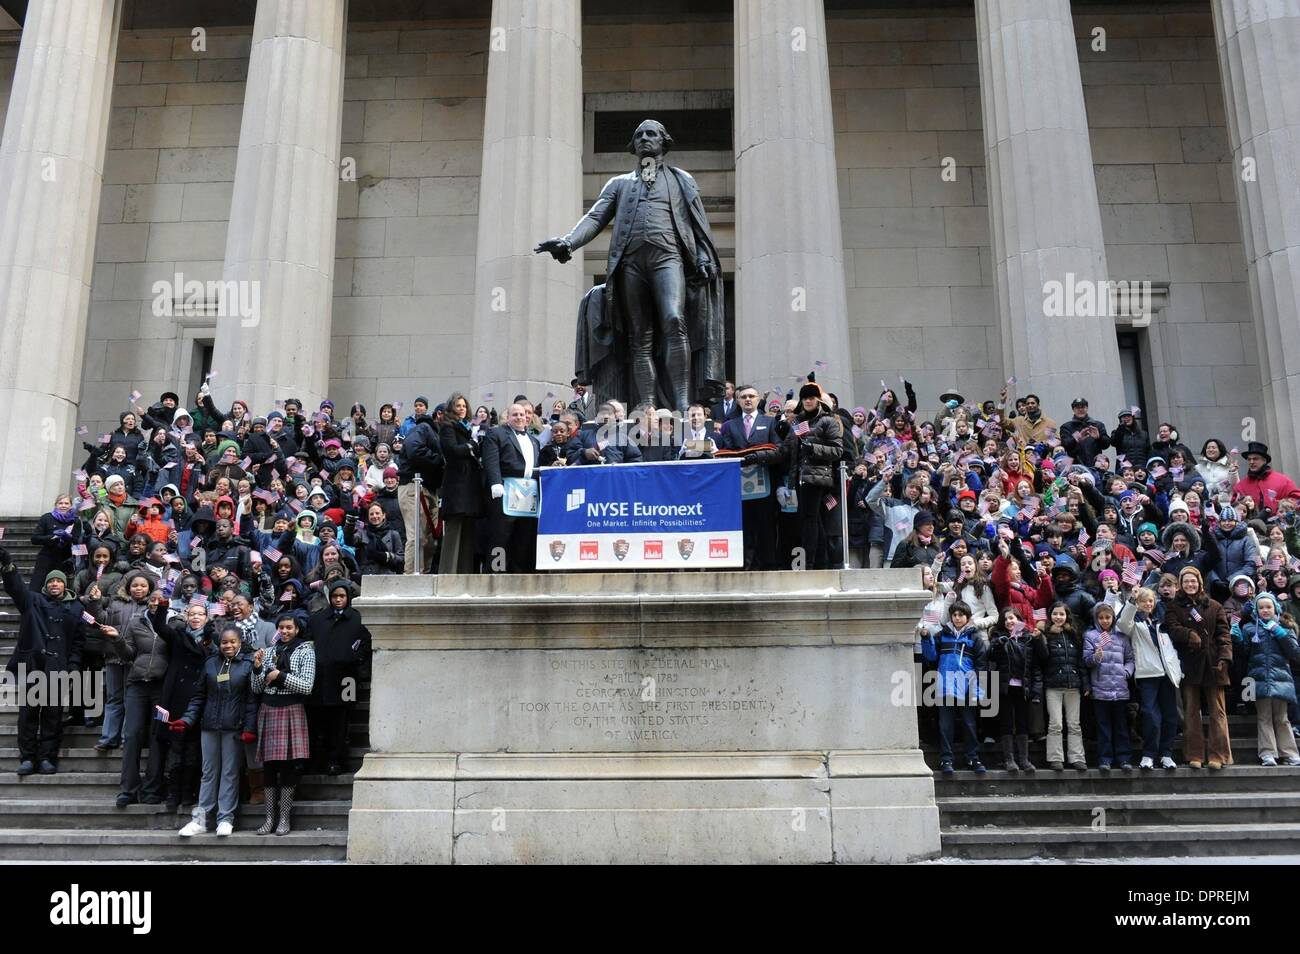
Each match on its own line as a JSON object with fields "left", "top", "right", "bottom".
{"left": 6, "top": 371, "right": 1300, "bottom": 832}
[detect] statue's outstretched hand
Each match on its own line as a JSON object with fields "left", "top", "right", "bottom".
{"left": 535, "top": 237, "right": 572, "bottom": 263}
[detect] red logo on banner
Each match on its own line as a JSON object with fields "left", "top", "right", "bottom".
{"left": 579, "top": 541, "right": 599, "bottom": 560}
{"left": 709, "top": 539, "right": 729, "bottom": 559}
{"left": 644, "top": 540, "right": 663, "bottom": 560}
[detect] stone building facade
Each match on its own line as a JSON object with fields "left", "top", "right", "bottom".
{"left": 0, "top": 0, "right": 1296, "bottom": 515}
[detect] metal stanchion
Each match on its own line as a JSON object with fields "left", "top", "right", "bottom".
{"left": 840, "top": 461, "right": 851, "bottom": 570}
{"left": 412, "top": 473, "right": 424, "bottom": 574}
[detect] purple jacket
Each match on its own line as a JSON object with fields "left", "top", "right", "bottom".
{"left": 1083, "top": 627, "right": 1135, "bottom": 701}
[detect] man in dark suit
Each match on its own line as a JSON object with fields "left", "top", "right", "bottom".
{"left": 566, "top": 379, "right": 595, "bottom": 424}
{"left": 480, "top": 403, "right": 542, "bottom": 572}
{"left": 711, "top": 381, "right": 741, "bottom": 424}
{"left": 717, "top": 384, "right": 779, "bottom": 569}
{"left": 679, "top": 404, "right": 720, "bottom": 459}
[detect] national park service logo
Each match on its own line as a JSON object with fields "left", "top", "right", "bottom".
{"left": 549, "top": 540, "right": 566, "bottom": 562}
{"left": 613, "top": 539, "right": 630, "bottom": 561}
{"left": 677, "top": 538, "right": 695, "bottom": 560}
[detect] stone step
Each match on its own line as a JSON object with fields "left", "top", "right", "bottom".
{"left": 0, "top": 771, "right": 357, "bottom": 800}
{"left": 0, "top": 722, "right": 371, "bottom": 746}
{"left": 938, "top": 790, "right": 1300, "bottom": 828}
{"left": 0, "top": 747, "right": 367, "bottom": 774}
{"left": 0, "top": 798, "right": 350, "bottom": 830}
{"left": 940, "top": 822, "right": 1300, "bottom": 859}
{"left": 934, "top": 765, "right": 1300, "bottom": 796}
{"left": 0, "top": 828, "right": 347, "bottom": 862}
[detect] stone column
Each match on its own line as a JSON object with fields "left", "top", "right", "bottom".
{"left": 1212, "top": 1, "right": 1300, "bottom": 475}
{"left": 211, "top": 0, "right": 346, "bottom": 415}
{"left": 0, "top": 0, "right": 122, "bottom": 516}
{"left": 734, "top": 0, "right": 853, "bottom": 403}
{"left": 469, "top": 0, "right": 583, "bottom": 410}
{"left": 976, "top": 0, "right": 1123, "bottom": 423}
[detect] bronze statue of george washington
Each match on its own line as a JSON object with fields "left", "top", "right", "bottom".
{"left": 535, "top": 119, "right": 725, "bottom": 413}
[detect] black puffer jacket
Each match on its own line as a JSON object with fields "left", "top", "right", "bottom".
{"left": 747, "top": 402, "right": 844, "bottom": 489}
{"left": 1051, "top": 565, "right": 1097, "bottom": 631}
{"left": 988, "top": 629, "right": 1043, "bottom": 701}
{"left": 1110, "top": 421, "right": 1150, "bottom": 466}
{"left": 1035, "top": 627, "right": 1086, "bottom": 690}
{"left": 181, "top": 652, "right": 258, "bottom": 732}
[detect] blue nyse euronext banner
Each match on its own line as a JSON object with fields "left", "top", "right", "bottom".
{"left": 536, "top": 459, "right": 743, "bottom": 569}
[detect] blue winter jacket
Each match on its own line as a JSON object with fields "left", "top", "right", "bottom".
{"left": 922, "top": 623, "right": 986, "bottom": 702}
{"left": 1233, "top": 607, "right": 1300, "bottom": 703}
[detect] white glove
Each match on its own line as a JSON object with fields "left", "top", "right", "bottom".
{"left": 491, "top": 484, "right": 504, "bottom": 499}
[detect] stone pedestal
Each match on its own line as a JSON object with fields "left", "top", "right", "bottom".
{"left": 347, "top": 570, "right": 939, "bottom": 864}
{"left": 1212, "top": 1, "right": 1300, "bottom": 475}
{"left": 469, "top": 0, "right": 584, "bottom": 410}
{"left": 211, "top": 0, "right": 347, "bottom": 414}
{"left": 0, "top": 0, "right": 122, "bottom": 516}
{"left": 975, "top": 0, "right": 1123, "bottom": 422}
{"left": 733, "top": 0, "right": 853, "bottom": 403}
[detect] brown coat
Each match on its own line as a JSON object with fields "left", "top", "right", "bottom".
{"left": 1164, "top": 593, "right": 1231, "bottom": 686}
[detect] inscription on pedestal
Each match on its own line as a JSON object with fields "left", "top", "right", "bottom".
{"left": 517, "top": 654, "right": 775, "bottom": 743}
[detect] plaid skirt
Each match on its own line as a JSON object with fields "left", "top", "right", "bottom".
{"left": 257, "top": 703, "right": 310, "bottom": 763}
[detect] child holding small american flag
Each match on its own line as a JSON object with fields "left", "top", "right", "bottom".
{"left": 1035, "top": 603, "right": 1087, "bottom": 771}
{"left": 1084, "top": 603, "right": 1135, "bottom": 771}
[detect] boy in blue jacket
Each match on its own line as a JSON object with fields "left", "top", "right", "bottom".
{"left": 922, "top": 600, "right": 988, "bottom": 775}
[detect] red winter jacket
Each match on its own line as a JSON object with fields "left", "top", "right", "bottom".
{"left": 1234, "top": 468, "right": 1300, "bottom": 515}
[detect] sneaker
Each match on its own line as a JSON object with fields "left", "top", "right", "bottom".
{"left": 15, "top": 760, "right": 35, "bottom": 776}
{"left": 1207, "top": 760, "right": 1223, "bottom": 771}
{"left": 1261, "top": 755, "right": 1278, "bottom": 767}
{"left": 969, "top": 759, "right": 987, "bottom": 775}
{"left": 1188, "top": 760, "right": 1202, "bottom": 770}
{"left": 178, "top": 820, "right": 205, "bottom": 837}
{"left": 1048, "top": 761, "right": 1065, "bottom": 771}
{"left": 38, "top": 760, "right": 56, "bottom": 775}
{"left": 1119, "top": 763, "right": 1134, "bottom": 772}
{"left": 1071, "top": 761, "right": 1088, "bottom": 772}
{"left": 1160, "top": 757, "right": 1178, "bottom": 770}
{"left": 940, "top": 761, "right": 954, "bottom": 776}
{"left": 114, "top": 793, "right": 137, "bottom": 809}
{"left": 1098, "top": 762, "right": 1111, "bottom": 773}
{"left": 1139, "top": 757, "right": 1155, "bottom": 770}
{"left": 1283, "top": 756, "right": 1300, "bottom": 766}
{"left": 216, "top": 821, "right": 233, "bottom": 837}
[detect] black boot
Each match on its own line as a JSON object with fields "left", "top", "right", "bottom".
{"left": 1016, "top": 734, "right": 1036, "bottom": 773}
{"left": 1000, "top": 735, "right": 1018, "bottom": 772}
{"left": 275, "top": 785, "right": 295, "bottom": 836}
{"left": 256, "top": 785, "right": 280, "bottom": 835}
{"left": 164, "top": 771, "right": 181, "bottom": 811}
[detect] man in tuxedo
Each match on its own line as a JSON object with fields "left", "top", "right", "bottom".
{"left": 480, "top": 403, "right": 542, "bottom": 572}
{"left": 566, "top": 379, "right": 594, "bottom": 424}
{"left": 718, "top": 384, "right": 779, "bottom": 569}
{"left": 711, "top": 381, "right": 740, "bottom": 424}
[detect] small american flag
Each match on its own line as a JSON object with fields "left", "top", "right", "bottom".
{"left": 1145, "top": 548, "right": 1165, "bottom": 561}
{"left": 1122, "top": 561, "right": 1141, "bottom": 585}
{"left": 76, "top": 425, "right": 88, "bottom": 435}
{"left": 1290, "top": 557, "right": 1300, "bottom": 572}
{"left": 263, "top": 547, "right": 282, "bottom": 562}
{"left": 922, "top": 606, "right": 941, "bottom": 625}
{"left": 1006, "top": 376, "right": 1017, "bottom": 386}
{"left": 189, "top": 594, "right": 206, "bottom": 607}
{"left": 1230, "top": 613, "right": 1241, "bottom": 626}
{"left": 100, "top": 433, "right": 111, "bottom": 444}
{"left": 1150, "top": 464, "right": 1167, "bottom": 477}
{"left": 814, "top": 360, "right": 827, "bottom": 369}
{"left": 71, "top": 544, "right": 87, "bottom": 556}
{"left": 483, "top": 392, "right": 495, "bottom": 402}
{"left": 1270, "top": 554, "right": 1284, "bottom": 569}
{"left": 239, "top": 457, "right": 252, "bottom": 469}
{"left": 81, "top": 611, "right": 97, "bottom": 625}
{"left": 1190, "top": 607, "right": 1203, "bottom": 622}
{"left": 129, "top": 389, "right": 142, "bottom": 403}
{"left": 1098, "top": 631, "right": 1112, "bottom": 651}
{"left": 1077, "top": 528, "right": 1090, "bottom": 545}
{"left": 279, "top": 590, "right": 294, "bottom": 602}
{"left": 793, "top": 421, "right": 811, "bottom": 437}
{"left": 1033, "top": 608, "right": 1047, "bottom": 623}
